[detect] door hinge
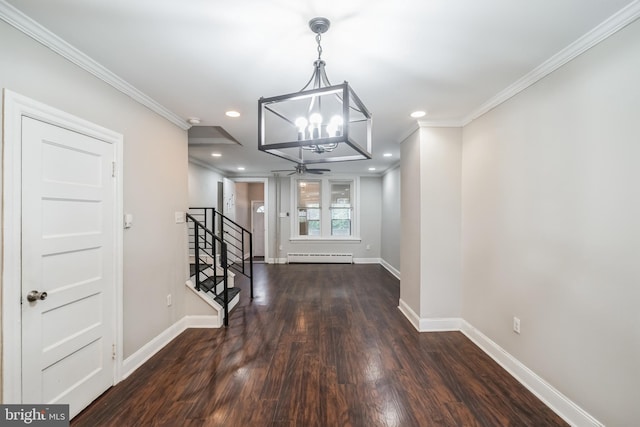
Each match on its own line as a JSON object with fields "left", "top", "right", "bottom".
{"left": 112, "top": 344, "right": 116, "bottom": 360}
{"left": 112, "top": 161, "right": 116, "bottom": 178}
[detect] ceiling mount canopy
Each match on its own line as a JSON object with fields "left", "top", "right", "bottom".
{"left": 258, "top": 17, "right": 372, "bottom": 165}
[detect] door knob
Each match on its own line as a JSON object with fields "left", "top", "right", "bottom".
{"left": 27, "top": 290, "right": 48, "bottom": 302}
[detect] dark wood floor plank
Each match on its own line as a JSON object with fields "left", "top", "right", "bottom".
{"left": 72, "top": 264, "right": 568, "bottom": 427}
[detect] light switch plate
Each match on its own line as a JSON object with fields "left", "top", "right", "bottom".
{"left": 124, "top": 213, "right": 133, "bottom": 228}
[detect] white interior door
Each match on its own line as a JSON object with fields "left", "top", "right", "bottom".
{"left": 251, "top": 200, "right": 265, "bottom": 257}
{"left": 21, "top": 116, "right": 116, "bottom": 417}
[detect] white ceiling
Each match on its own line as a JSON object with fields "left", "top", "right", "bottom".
{"left": 4, "top": 0, "right": 636, "bottom": 176}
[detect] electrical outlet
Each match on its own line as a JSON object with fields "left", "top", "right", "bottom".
{"left": 167, "top": 294, "right": 172, "bottom": 307}
{"left": 513, "top": 317, "right": 521, "bottom": 334}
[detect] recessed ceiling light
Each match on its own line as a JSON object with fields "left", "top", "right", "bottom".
{"left": 383, "top": 153, "right": 392, "bottom": 157}
{"left": 410, "top": 110, "right": 427, "bottom": 118}
{"left": 187, "top": 117, "right": 201, "bottom": 125}
{"left": 237, "top": 166, "right": 245, "bottom": 171}
{"left": 226, "top": 110, "right": 240, "bottom": 118}
{"left": 211, "top": 153, "right": 222, "bottom": 157}
{"left": 368, "top": 167, "right": 376, "bottom": 171}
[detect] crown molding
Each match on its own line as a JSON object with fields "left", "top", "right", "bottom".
{"left": 395, "top": 118, "right": 466, "bottom": 144}
{"left": 188, "top": 156, "right": 227, "bottom": 175}
{"left": 417, "top": 119, "right": 465, "bottom": 128}
{"left": 462, "top": 0, "right": 640, "bottom": 126}
{"left": 0, "top": 0, "right": 190, "bottom": 131}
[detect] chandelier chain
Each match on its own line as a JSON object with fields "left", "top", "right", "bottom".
{"left": 316, "top": 33, "right": 323, "bottom": 60}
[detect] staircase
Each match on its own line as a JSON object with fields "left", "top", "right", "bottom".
{"left": 186, "top": 208, "right": 254, "bottom": 327}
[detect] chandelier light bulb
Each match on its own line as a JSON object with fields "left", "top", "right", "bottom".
{"left": 295, "top": 117, "right": 308, "bottom": 129}
{"left": 309, "top": 113, "right": 322, "bottom": 125}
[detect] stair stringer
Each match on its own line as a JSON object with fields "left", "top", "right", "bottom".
{"left": 185, "top": 280, "right": 223, "bottom": 327}
{"left": 184, "top": 280, "right": 240, "bottom": 325}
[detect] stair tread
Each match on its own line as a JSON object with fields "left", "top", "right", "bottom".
{"left": 190, "top": 263, "right": 212, "bottom": 277}
{"left": 198, "top": 276, "right": 225, "bottom": 293}
{"left": 214, "top": 287, "right": 241, "bottom": 307}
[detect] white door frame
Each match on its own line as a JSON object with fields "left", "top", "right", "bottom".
{"left": 233, "top": 178, "right": 269, "bottom": 261}
{"left": 1, "top": 90, "right": 124, "bottom": 402}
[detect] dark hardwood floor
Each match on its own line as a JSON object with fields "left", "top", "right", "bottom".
{"left": 72, "top": 264, "right": 567, "bottom": 426}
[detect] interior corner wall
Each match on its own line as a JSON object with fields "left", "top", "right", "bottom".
{"left": 0, "top": 21, "right": 189, "bottom": 360}
{"left": 418, "top": 126, "right": 462, "bottom": 319}
{"left": 188, "top": 161, "right": 224, "bottom": 208}
{"left": 381, "top": 165, "right": 401, "bottom": 273}
{"left": 461, "top": 18, "right": 640, "bottom": 426}
{"left": 399, "top": 130, "right": 421, "bottom": 313}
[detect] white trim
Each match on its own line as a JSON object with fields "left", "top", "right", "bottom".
{"left": 397, "top": 299, "right": 421, "bottom": 331}
{"left": 290, "top": 237, "right": 362, "bottom": 243}
{"left": 185, "top": 279, "right": 224, "bottom": 311}
{"left": 1, "top": 89, "right": 124, "bottom": 402}
{"left": 460, "top": 321, "right": 604, "bottom": 427}
{"left": 0, "top": 1, "right": 189, "bottom": 131}
{"left": 388, "top": 1, "right": 640, "bottom": 129}
{"left": 395, "top": 301, "right": 604, "bottom": 425}
{"left": 185, "top": 315, "right": 222, "bottom": 329}
{"left": 188, "top": 156, "right": 227, "bottom": 175}
{"left": 398, "top": 300, "right": 463, "bottom": 332}
{"left": 417, "top": 119, "right": 465, "bottom": 128}
{"left": 395, "top": 123, "right": 419, "bottom": 145}
{"left": 353, "top": 257, "right": 381, "bottom": 265}
{"left": 233, "top": 177, "right": 269, "bottom": 261}
{"left": 268, "top": 257, "right": 288, "bottom": 264}
{"left": 120, "top": 314, "right": 222, "bottom": 381}
{"left": 290, "top": 175, "right": 361, "bottom": 240}
{"left": 121, "top": 318, "right": 188, "bottom": 380}
{"left": 462, "top": 0, "right": 640, "bottom": 126}
{"left": 380, "top": 259, "right": 401, "bottom": 280}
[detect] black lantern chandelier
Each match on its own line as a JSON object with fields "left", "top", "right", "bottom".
{"left": 258, "top": 17, "right": 372, "bottom": 165}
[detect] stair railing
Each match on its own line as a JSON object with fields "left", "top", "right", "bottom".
{"left": 189, "top": 207, "right": 254, "bottom": 299}
{"left": 186, "top": 213, "right": 232, "bottom": 326}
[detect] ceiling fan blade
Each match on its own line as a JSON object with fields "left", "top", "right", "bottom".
{"left": 306, "top": 170, "right": 325, "bottom": 175}
{"left": 309, "top": 168, "right": 331, "bottom": 172}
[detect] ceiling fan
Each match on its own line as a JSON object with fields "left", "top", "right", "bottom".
{"left": 271, "top": 163, "right": 331, "bottom": 176}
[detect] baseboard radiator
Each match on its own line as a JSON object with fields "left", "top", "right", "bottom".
{"left": 287, "top": 253, "right": 353, "bottom": 264}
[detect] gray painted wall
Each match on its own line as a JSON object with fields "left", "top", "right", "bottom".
{"left": 400, "top": 127, "right": 462, "bottom": 319}
{"left": 461, "top": 18, "right": 640, "bottom": 426}
{"left": 381, "top": 166, "right": 401, "bottom": 274}
{"left": 0, "top": 21, "right": 189, "bottom": 360}
{"left": 400, "top": 131, "right": 421, "bottom": 310}
{"left": 188, "top": 161, "right": 224, "bottom": 208}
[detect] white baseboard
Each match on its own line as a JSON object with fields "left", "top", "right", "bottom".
{"left": 267, "top": 257, "right": 287, "bottom": 264}
{"left": 380, "top": 258, "right": 401, "bottom": 280}
{"left": 397, "top": 299, "right": 462, "bottom": 331}
{"left": 353, "top": 257, "right": 380, "bottom": 264}
{"left": 121, "top": 318, "right": 188, "bottom": 381}
{"left": 460, "top": 321, "right": 603, "bottom": 427}
{"left": 397, "top": 304, "right": 603, "bottom": 425}
{"left": 120, "top": 315, "right": 221, "bottom": 382}
{"left": 184, "top": 315, "right": 222, "bottom": 329}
